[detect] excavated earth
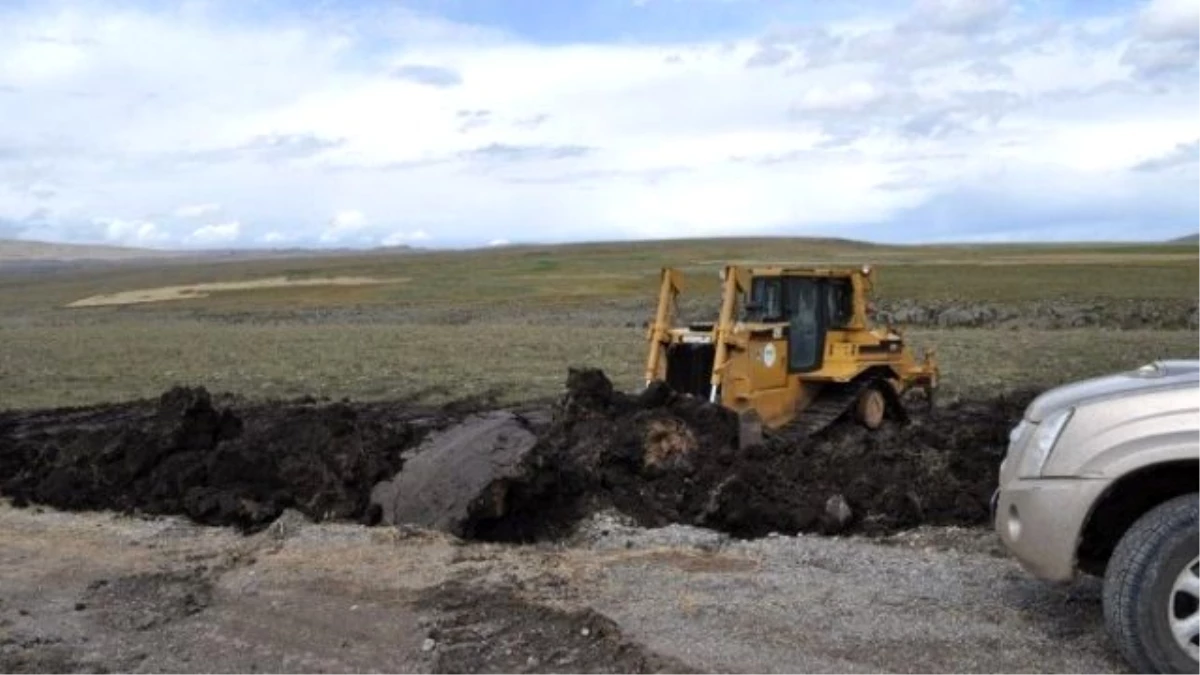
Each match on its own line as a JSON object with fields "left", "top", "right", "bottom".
{"left": 0, "top": 389, "right": 479, "bottom": 531}
{"left": 0, "top": 370, "right": 1035, "bottom": 540}
{"left": 458, "top": 369, "right": 1034, "bottom": 541}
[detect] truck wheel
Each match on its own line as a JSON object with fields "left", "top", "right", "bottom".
{"left": 854, "top": 387, "right": 886, "bottom": 430}
{"left": 1103, "top": 493, "right": 1199, "bottom": 674}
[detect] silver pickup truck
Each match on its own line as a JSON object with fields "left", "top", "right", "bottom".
{"left": 994, "top": 359, "right": 1199, "bottom": 674}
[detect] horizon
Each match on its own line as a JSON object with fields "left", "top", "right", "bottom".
{"left": 3, "top": 231, "right": 1197, "bottom": 257}
{"left": 0, "top": 0, "right": 1198, "bottom": 249}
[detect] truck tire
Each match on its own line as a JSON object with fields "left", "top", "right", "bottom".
{"left": 1103, "top": 493, "right": 1199, "bottom": 674}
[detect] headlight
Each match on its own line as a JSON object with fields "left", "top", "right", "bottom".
{"left": 1016, "top": 408, "right": 1073, "bottom": 478}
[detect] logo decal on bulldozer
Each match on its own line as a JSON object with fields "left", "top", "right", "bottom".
{"left": 762, "top": 343, "right": 777, "bottom": 368}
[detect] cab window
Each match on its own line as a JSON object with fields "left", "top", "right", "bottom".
{"left": 747, "top": 278, "right": 784, "bottom": 321}
{"left": 825, "top": 279, "right": 853, "bottom": 328}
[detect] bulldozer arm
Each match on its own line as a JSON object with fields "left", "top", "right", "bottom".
{"left": 643, "top": 268, "right": 685, "bottom": 387}
{"left": 644, "top": 265, "right": 747, "bottom": 403}
{"left": 709, "top": 266, "right": 746, "bottom": 402}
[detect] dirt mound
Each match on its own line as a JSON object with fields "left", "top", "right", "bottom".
{"left": 0, "top": 387, "right": 458, "bottom": 530}
{"left": 464, "top": 369, "right": 1034, "bottom": 541}
{"left": 0, "top": 371, "right": 1034, "bottom": 541}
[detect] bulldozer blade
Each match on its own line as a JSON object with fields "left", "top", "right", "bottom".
{"left": 737, "top": 410, "right": 764, "bottom": 450}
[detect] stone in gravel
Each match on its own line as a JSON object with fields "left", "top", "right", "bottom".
{"left": 823, "top": 494, "right": 854, "bottom": 533}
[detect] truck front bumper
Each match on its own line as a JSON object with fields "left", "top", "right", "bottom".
{"left": 993, "top": 476, "right": 1110, "bottom": 582}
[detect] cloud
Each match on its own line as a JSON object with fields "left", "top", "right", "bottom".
{"left": 260, "top": 230, "right": 295, "bottom": 244}
{"left": 1121, "top": 38, "right": 1198, "bottom": 76}
{"left": 391, "top": 63, "right": 463, "bottom": 87}
{"left": 319, "top": 210, "right": 368, "bottom": 243}
{"left": 1122, "top": 0, "right": 1199, "bottom": 77}
{"left": 744, "top": 45, "right": 791, "bottom": 68}
{"left": 964, "top": 60, "right": 1013, "bottom": 79}
{"left": 456, "top": 109, "right": 492, "bottom": 132}
{"left": 0, "top": 0, "right": 1195, "bottom": 248}
{"left": 173, "top": 203, "right": 221, "bottom": 218}
{"left": 886, "top": 168, "right": 1200, "bottom": 242}
{"left": 1131, "top": 140, "right": 1200, "bottom": 172}
{"left": 186, "top": 134, "right": 345, "bottom": 164}
{"left": 1136, "top": 0, "right": 1200, "bottom": 42}
{"left": 95, "top": 217, "right": 169, "bottom": 247}
{"left": 381, "top": 229, "right": 431, "bottom": 246}
{"left": 792, "top": 82, "right": 884, "bottom": 113}
{"left": 186, "top": 221, "right": 241, "bottom": 245}
{"left": 459, "top": 143, "right": 594, "bottom": 162}
{"left": 514, "top": 114, "right": 549, "bottom": 129}
{"left": 331, "top": 210, "right": 366, "bottom": 230}
{"left": 487, "top": 238, "right": 511, "bottom": 247}
{"left": 910, "top": 0, "right": 1011, "bottom": 34}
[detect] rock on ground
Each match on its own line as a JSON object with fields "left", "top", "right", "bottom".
{"left": 369, "top": 411, "right": 539, "bottom": 537}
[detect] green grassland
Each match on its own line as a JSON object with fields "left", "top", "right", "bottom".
{"left": 1, "top": 238, "right": 1196, "bottom": 409}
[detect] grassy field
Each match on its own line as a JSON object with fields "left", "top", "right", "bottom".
{"left": 0, "top": 238, "right": 1196, "bottom": 409}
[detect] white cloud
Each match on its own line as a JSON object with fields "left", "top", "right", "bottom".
{"left": 911, "top": 0, "right": 1010, "bottom": 33}
{"left": 260, "top": 230, "right": 295, "bottom": 244}
{"left": 331, "top": 210, "right": 366, "bottom": 230}
{"left": 319, "top": 209, "right": 369, "bottom": 243}
{"left": 1123, "top": 0, "right": 1199, "bottom": 76}
{"left": 173, "top": 203, "right": 221, "bottom": 218}
{"left": 1137, "top": 0, "right": 1200, "bottom": 41}
{"left": 487, "top": 238, "right": 511, "bottom": 246}
{"left": 186, "top": 221, "right": 241, "bottom": 245}
{"left": 793, "top": 82, "right": 884, "bottom": 112}
{"left": 0, "top": 1, "right": 1195, "bottom": 246}
{"left": 95, "top": 217, "right": 169, "bottom": 247}
{"left": 381, "top": 229, "right": 432, "bottom": 246}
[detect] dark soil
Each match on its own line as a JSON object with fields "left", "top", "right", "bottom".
{"left": 465, "top": 369, "right": 1035, "bottom": 541}
{"left": 0, "top": 387, "right": 466, "bottom": 531}
{"left": 0, "top": 369, "right": 1036, "bottom": 541}
{"left": 418, "top": 581, "right": 689, "bottom": 674}
{"left": 82, "top": 571, "right": 214, "bottom": 632}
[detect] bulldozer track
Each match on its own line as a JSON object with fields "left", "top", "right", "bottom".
{"left": 765, "top": 376, "right": 912, "bottom": 445}
{"left": 764, "top": 380, "right": 869, "bottom": 445}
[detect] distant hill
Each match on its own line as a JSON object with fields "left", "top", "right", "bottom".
{"left": 1169, "top": 233, "right": 1199, "bottom": 244}
{"left": 0, "top": 239, "right": 181, "bottom": 263}
{"left": 0, "top": 239, "right": 423, "bottom": 265}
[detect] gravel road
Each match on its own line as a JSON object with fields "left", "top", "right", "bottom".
{"left": 0, "top": 505, "right": 1128, "bottom": 673}
{"left": 567, "top": 516, "right": 1125, "bottom": 672}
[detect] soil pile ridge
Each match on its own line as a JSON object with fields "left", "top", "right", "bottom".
{"left": 0, "top": 388, "right": 456, "bottom": 530}
{"left": 0, "top": 372, "right": 1035, "bottom": 540}
{"left": 464, "top": 369, "right": 1034, "bottom": 541}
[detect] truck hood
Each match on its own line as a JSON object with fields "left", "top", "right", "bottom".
{"left": 1025, "top": 359, "right": 1200, "bottom": 422}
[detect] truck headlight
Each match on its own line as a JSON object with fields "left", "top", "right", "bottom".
{"left": 1016, "top": 408, "right": 1072, "bottom": 478}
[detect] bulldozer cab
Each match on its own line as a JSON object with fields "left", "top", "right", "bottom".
{"left": 643, "top": 264, "right": 937, "bottom": 440}
{"left": 741, "top": 273, "right": 857, "bottom": 373}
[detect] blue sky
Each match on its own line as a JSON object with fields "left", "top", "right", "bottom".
{"left": 0, "top": 0, "right": 1196, "bottom": 249}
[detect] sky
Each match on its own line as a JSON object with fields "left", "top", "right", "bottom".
{"left": 0, "top": 0, "right": 1197, "bottom": 249}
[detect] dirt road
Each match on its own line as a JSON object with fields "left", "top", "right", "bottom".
{"left": 0, "top": 504, "right": 1127, "bottom": 673}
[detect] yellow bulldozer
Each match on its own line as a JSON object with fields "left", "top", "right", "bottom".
{"left": 643, "top": 264, "right": 938, "bottom": 447}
